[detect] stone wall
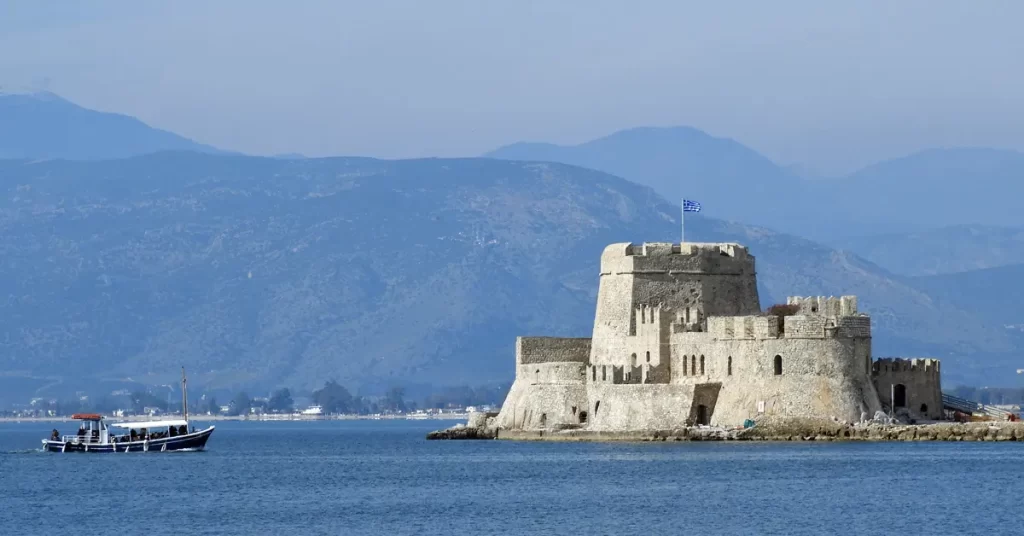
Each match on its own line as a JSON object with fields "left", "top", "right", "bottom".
{"left": 584, "top": 383, "right": 695, "bottom": 431}
{"left": 872, "top": 358, "right": 942, "bottom": 420}
{"left": 516, "top": 337, "right": 591, "bottom": 364}
{"left": 670, "top": 334, "right": 880, "bottom": 425}
{"left": 494, "top": 336, "right": 592, "bottom": 431}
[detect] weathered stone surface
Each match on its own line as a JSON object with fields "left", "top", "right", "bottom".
{"left": 490, "top": 240, "right": 946, "bottom": 438}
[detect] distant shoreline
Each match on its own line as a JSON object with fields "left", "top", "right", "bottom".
{"left": 0, "top": 413, "right": 468, "bottom": 424}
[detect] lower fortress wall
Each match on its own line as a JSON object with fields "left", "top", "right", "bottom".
{"left": 585, "top": 384, "right": 695, "bottom": 431}
{"left": 675, "top": 337, "right": 881, "bottom": 425}
{"left": 496, "top": 337, "right": 590, "bottom": 430}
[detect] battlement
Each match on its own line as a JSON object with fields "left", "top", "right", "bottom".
{"left": 872, "top": 358, "right": 941, "bottom": 374}
{"left": 600, "top": 242, "right": 754, "bottom": 276}
{"left": 707, "top": 315, "right": 780, "bottom": 339}
{"left": 786, "top": 296, "right": 858, "bottom": 316}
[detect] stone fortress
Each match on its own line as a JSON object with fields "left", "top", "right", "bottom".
{"left": 495, "top": 242, "right": 944, "bottom": 434}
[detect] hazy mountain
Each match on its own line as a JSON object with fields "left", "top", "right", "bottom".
{"left": 912, "top": 264, "right": 1024, "bottom": 328}
{"left": 485, "top": 127, "right": 825, "bottom": 235}
{"left": 0, "top": 153, "right": 1015, "bottom": 403}
{"left": 831, "top": 148, "right": 1024, "bottom": 230}
{"left": 487, "top": 131, "right": 1024, "bottom": 241}
{"left": 838, "top": 225, "right": 1024, "bottom": 276}
{"left": 0, "top": 92, "right": 223, "bottom": 160}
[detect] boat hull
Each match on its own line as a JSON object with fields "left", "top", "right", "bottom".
{"left": 42, "top": 426, "right": 215, "bottom": 453}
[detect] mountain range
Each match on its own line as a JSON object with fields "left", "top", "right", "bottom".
{"left": 486, "top": 128, "right": 1024, "bottom": 241}
{"left": 2, "top": 93, "right": 1024, "bottom": 403}
{"left": 1, "top": 153, "right": 1020, "bottom": 405}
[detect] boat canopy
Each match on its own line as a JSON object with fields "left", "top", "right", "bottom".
{"left": 71, "top": 413, "right": 103, "bottom": 420}
{"left": 109, "top": 420, "right": 189, "bottom": 429}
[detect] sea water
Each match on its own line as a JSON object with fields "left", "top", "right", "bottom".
{"left": 1, "top": 420, "right": 1021, "bottom": 535}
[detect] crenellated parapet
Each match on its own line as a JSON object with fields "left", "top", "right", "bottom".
{"left": 600, "top": 242, "right": 754, "bottom": 277}
{"left": 786, "top": 296, "right": 858, "bottom": 316}
{"left": 707, "top": 315, "right": 780, "bottom": 339}
{"left": 872, "top": 358, "right": 941, "bottom": 375}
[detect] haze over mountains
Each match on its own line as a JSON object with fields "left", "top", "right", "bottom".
{"left": 2, "top": 93, "right": 1023, "bottom": 402}
{"left": 487, "top": 128, "right": 1024, "bottom": 241}
{"left": 0, "top": 92, "right": 222, "bottom": 160}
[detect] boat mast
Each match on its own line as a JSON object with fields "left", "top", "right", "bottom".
{"left": 181, "top": 366, "right": 189, "bottom": 422}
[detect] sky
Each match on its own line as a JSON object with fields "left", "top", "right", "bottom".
{"left": 2, "top": 1, "right": 1024, "bottom": 176}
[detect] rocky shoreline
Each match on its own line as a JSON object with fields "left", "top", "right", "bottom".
{"left": 427, "top": 414, "right": 1024, "bottom": 442}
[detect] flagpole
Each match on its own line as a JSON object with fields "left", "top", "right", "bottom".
{"left": 680, "top": 197, "right": 685, "bottom": 243}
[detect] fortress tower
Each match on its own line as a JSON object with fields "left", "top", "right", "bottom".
{"left": 495, "top": 241, "right": 940, "bottom": 434}
{"left": 590, "top": 242, "right": 759, "bottom": 368}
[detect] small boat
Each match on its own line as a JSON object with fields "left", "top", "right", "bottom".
{"left": 41, "top": 367, "right": 215, "bottom": 453}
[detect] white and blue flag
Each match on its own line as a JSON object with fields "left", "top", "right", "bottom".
{"left": 682, "top": 199, "right": 702, "bottom": 213}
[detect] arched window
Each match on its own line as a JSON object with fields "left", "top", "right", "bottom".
{"left": 646, "top": 351, "right": 651, "bottom": 363}
{"left": 602, "top": 366, "right": 607, "bottom": 381}
{"left": 578, "top": 411, "right": 588, "bottom": 424}
{"left": 683, "top": 357, "right": 687, "bottom": 375}
{"left": 691, "top": 355, "right": 696, "bottom": 376}
{"left": 727, "top": 356, "right": 733, "bottom": 376}
{"left": 700, "top": 355, "right": 705, "bottom": 375}
{"left": 773, "top": 355, "right": 783, "bottom": 376}
{"left": 631, "top": 353, "right": 637, "bottom": 368}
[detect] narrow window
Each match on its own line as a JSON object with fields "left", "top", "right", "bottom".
{"left": 691, "top": 355, "right": 696, "bottom": 376}
{"left": 727, "top": 356, "right": 733, "bottom": 376}
{"left": 578, "top": 411, "right": 588, "bottom": 424}
{"left": 595, "top": 401, "right": 601, "bottom": 415}
{"left": 683, "top": 357, "right": 687, "bottom": 375}
{"left": 602, "top": 366, "right": 606, "bottom": 381}
{"left": 631, "top": 353, "right": 637, "bottom": 368}
{"left": 773, "top": 355, "right": 782, "bottom": 376}
{"left": 920, "top": 403, "right": 928, "bottom": 414}
{"left": 700, "top": 355, "right": 705, "bottom": 375}
{"left": 646, "top": 351, "right": 651, "bottom": 363}
{"left": 592, "top": 366, "right": 596, "bottom": 381}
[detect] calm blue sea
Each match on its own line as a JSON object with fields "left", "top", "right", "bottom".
{"left": 1, "top": 419, "right": 1021, "bottom": 535}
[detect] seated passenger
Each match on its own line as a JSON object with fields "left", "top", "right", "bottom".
{"left": 50, "top": 429, "right": 60, "bottom": 441}
{"left": 179, "top": 425, "right": 188, "bottom": 436}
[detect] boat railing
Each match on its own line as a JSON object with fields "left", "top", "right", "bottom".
{"left": 61, "top": 435, "right": 104, "bottom": 444}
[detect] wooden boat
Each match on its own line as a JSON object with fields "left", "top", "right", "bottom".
{"left": 41, "top": 368, "right": 214, "bottom": 453}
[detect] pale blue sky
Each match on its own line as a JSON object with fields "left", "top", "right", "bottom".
{"left": 2, "top": 1, "right": 1023, "bottom": 175}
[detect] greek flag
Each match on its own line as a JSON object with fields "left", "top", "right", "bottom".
{"left": 682, "top": 199, "right": 702, "bottom": 213}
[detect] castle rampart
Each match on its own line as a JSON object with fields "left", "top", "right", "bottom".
{"left": 493, "top": 242, "right": 942, "bottom": 435}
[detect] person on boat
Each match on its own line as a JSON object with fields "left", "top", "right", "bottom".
{"left": 130, "top": 429, "right": 137, "bottom": 441}
{"left": 169, "top": 426, "right": 177, "bottom": 438}
{"left": 179, "top": 425, "right": 188, "bottom": 436}
{"left": 50, "top": 429, "right": 59, "bottom": 441}
{"left": 77, "top": 425, "right": 86, "bottom": 438}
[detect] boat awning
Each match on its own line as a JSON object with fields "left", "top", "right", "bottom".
{"left": 109, "top": 420, "right": 189, "bottom": 429}
{"left": 71, "top": 413, "right": 103, "bottom": 420}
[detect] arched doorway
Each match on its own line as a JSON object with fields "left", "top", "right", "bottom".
{"left": 893, "top": 384, "right": 907, "bottom": 408}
